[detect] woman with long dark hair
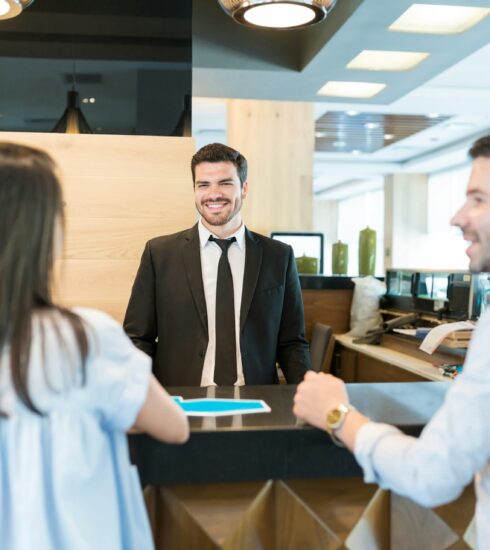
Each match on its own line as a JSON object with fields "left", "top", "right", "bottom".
{"left": 0, "top": 142, "right": 189, "bottom": 549}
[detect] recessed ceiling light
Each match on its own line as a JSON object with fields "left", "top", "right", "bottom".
{"left": 347, "top": 50, "right": 429, "bottom": 71}
{"left": 427, "top": 112, "right": 440, "bottom": 118}
{"left": 332, "top": 140, "right": 346, "bottom": 147}
{"left": 389, "top": 4, "right": 490, "bottom": 35}
{"left": 365, "top": 122, "right": 380, "bottom": 130}
{"left": 317, "top": 81, "right": 386, "bottom": 99}
{"left": 384, "top": 133, "right": 395, "bottom": 140}
{"left": 346, "top": 110, "right": 359, "bottom": 116}
{"left": 351, "top": 150, "right": 361, "bottom": 155}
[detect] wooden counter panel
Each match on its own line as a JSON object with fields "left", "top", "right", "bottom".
{"left": 357, "top": 354, "right": 428, "bottom": 383}
{"left": 302, "top": 288, "right": 353, "bottom": 340}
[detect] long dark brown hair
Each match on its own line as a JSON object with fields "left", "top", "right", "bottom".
{"left": 0, "top": 142, "right": 88, "bottom": 415}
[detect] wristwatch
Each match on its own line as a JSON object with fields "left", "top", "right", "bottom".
{"left": 325, "top": 403, "right": 355, "bottom": 446}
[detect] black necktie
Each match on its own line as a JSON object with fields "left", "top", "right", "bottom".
{"left": 209, "top": 236, "right": 237, "bottom": 385}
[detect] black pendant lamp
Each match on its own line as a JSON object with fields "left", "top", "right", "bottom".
{"left": 52, "top": 89, "right": 93, "bottom": 134}
{"left": 0, "top": 0, "right": 34, "bottom": 20}
{"left": 171, "top": 95, "right": 192, "bottom": 137}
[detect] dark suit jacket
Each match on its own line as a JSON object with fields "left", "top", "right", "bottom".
{"left": 123, "top": 224, "right": 310, "bottom": 385}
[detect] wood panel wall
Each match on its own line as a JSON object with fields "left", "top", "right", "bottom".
{"left": 302, "top": 289, "right": 353, "bottom": 341}
{"left": 1, "top": 132, "right": 196, "bottom": 321}
{"left": 227, "top": 99, "right": 314, "bottom": 237}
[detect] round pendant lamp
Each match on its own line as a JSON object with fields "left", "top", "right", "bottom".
{"left": 217, "top": 0, "right": 336, "bottom": 30}
{"left": 0, "top": 0, "right": 34, "bottom": 20}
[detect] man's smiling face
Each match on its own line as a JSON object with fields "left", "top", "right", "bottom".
{"left": 452, "top": 156, "right": 490, "bottom": 273}
{"left": 194, "top": 161, "right": 248, "bottom": 236}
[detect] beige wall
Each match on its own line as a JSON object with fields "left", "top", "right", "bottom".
{"left": 1, "top": 132, "right": 195, "bottom": 321}
{"left": 227, "top": 99, "right": 314, "bottom": 237}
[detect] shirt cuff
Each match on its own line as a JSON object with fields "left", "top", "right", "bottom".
{"left": 354, "top": 421, "right": 401, "bottom": 484}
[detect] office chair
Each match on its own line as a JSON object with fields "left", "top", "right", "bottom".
{"left": 309, "top": 323, "right": 334, "bottom": 373}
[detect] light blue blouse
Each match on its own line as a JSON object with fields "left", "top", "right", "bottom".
{"left": 0, "top": 308, "right": 154, "bottom": 550}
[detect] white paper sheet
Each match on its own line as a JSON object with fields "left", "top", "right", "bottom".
{"left": 419, "top": 321, "right": 475, "bottom": 354}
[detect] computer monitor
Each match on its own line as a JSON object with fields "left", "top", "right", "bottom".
{"left": 270, "top": 232, "right": 324, "bottom": 274}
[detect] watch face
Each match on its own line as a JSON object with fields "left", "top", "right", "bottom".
{"left": 327, "top": 409, "right": 342, "bottom": 427}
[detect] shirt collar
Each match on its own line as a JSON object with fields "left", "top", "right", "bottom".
{"left": 198, "top": 218, "right": 246, "bottom": 251}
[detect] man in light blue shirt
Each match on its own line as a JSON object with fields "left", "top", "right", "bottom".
{"left": 294, "top": 135, "right": 490, "bottom": 549}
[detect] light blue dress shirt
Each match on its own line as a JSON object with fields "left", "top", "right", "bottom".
{"left": 355, "top": 309, "right": 490, "bottom": 549}
{"left": 0, "top": 308, "right": 154, "bottom": 550}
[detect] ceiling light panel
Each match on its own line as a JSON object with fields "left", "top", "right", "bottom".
{"left": 317, "top": 81, "right": 386, "bottom": 98}
{"left": 347, "top": 50, "right": 430, "bottom": 71}
{"left": 314, "top": 112, "right": 451, "bottom": 154}
{"left": 389, "top": 4, "right": 490, "bottom": 35}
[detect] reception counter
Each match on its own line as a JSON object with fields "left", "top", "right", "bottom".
{"left": 130, "top": 383, "right": 448, "bottom": 485}
{"left": 130, "top": 384, "right": 474, "bottom": 549}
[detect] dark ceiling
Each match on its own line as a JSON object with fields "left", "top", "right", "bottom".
{"left": 0, "top": 0, "right": 192, "bottom": 135}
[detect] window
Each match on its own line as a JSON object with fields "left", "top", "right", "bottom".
{"left": 337, "top": 189, "right": 384, "bottom": 276}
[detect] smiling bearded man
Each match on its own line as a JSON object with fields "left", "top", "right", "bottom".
{"left": 124, "top": 143, "right": 311, "bottom": 387}
{"left": 452, "top": 142, "right": 490, "bottom": 273}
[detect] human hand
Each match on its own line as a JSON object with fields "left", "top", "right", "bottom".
{"left": 293, "top": 371, "right": 349, "bottom": 431}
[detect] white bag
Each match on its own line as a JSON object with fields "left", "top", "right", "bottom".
{"left": 347, "top": 276, "right": 386, "bottom": 337}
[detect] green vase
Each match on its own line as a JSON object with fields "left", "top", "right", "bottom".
{"left": 332, "top": 240, "right": 348, "bottom": 275}
{"left": 359, "top": 226, "right": 376, "bottom": 276}
{"left": 295, "top": 254, "right": 318, "bottom": 274}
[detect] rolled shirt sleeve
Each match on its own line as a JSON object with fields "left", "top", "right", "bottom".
{"left": 353, "top": 310, "right": 490, "bottom": 509}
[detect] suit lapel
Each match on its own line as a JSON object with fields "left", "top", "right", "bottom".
{"left": 182, "top": 224, "right": 208, "bottom": 333}
{"left": 240, "top": 229, "right": 262, "bottom": 331}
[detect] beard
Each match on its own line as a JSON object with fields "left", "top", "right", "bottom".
{"left": 197, "top": 197, "right": 243, "bottom": 227}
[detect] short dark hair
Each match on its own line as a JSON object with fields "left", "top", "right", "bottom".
{"left": 469, "top": 135, "right": 490, "bottom": 159}
{"left": 191, "top": 143, "right": 247, "bottom": 186}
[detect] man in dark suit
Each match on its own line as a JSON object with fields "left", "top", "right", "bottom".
{"left": 124, "top": 143, "right": 310, "bottom": 386}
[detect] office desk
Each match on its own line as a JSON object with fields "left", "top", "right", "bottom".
{"left": 130, "top": 385, "right": 474, "bottom": 549}
{"left": 335, "top": 334, "right": 449, "bottom": 382}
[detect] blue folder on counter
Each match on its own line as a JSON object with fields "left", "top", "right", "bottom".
{"left": 172, "top": 396, "right": 271, "bottom": 417}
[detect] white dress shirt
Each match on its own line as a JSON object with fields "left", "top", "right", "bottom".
{"left": 198, "top": 219, "right": 246, "bottom": 386}
{"left": 354, "top": 308, "right": 490, "bottom": 549}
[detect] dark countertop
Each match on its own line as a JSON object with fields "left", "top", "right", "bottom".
{"left": 130, "top": 383, "right": 449, "bottom": 485}
{"left": 299, "top": 275, "right": 355, "bottom": 290}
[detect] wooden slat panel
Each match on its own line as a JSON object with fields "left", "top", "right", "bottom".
{"left": 62, "top": 176, "right": 194, "bottom": 220}
{"left": 2, "top": 132, "right": 194, "bottom": 179}
{"left": 0, "top": 130, "right": 195, "bottom": 321}
{"left": 55, "top": 259, "right": 140, "bottom": 322}
{"left": 64, "top": 217, "right": 174, "bottom": 260}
